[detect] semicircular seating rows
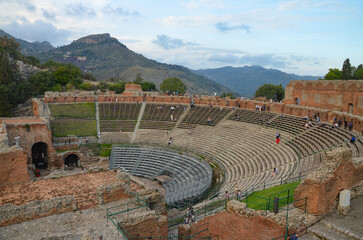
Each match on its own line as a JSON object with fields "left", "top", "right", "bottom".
{"left": 109, "top": 146, "right": 212, "bottom": 207}
{"left": 168, "top": 108, "right": 363, "bottom": 197}
{"left": 49, "top": 103, "right": 363, "bottom": 200}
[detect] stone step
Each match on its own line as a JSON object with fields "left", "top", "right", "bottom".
{"left": 299, "top": 233, "right": 321, "bottom": 240}
{"left": 308, "top": 222, "right": 353, "bottom": 240}
{"left": 320, "top": 219, "right": 363, "bottom": 240}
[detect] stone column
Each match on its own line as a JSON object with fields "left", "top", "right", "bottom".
{"left": 338, "top": 189, "right": 351, "bottom": 215}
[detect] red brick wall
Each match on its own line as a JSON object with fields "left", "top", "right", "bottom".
{"left": 5, "top": 123, "right": 56, "bottom": 169}
{"left": 0, "top": 149, "right": 30, "bottom": 185}
{"left": 294, "top": 154, "right": 363, "bottom": 215}
{"left": 285, "top": 80, "right": 363, "bottom": 116}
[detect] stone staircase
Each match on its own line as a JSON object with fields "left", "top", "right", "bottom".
{"left": 301, "top": 196, "right": 363, "bottom": 240}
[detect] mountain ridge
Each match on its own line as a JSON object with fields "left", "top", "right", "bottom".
{"left": 0, "top": 29, "right": 54, "bottom": 55}
{"left": 33, "top": 33, "right": 232, "bottom": 95}
{"left": 193, "top": 65, "right": 321, "bottom": 97}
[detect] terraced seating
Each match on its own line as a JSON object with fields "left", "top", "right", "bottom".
{"left": 99, "top": 103, "right": 141, "bottom": 120}
{"left": 138, "top": 104, "right": 187, "bottom": 130}
{"left": 100, "top": 120, "right": 136, "bottom": 132}
{"left": 139, "top": 121, "right": 175, "bottom": 130}
{"left": 267, "top": 115, "right": 310, "bottom": 135}
{"left": 142, "top": 104, "right": 186, "bottom": 121}
{"left": 228, "top": 109, "right": 276, "bottom": 125}
{"left": 179, "top": 105, "right": 232, "bottom": 128}
{"left": 109, "top": 147, "right": 212, "bottom": 207}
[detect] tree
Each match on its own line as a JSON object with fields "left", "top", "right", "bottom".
{"left": 356, "top": 68, "right": 363, "bottom": 80}
{"left": 354, "top": 64, "right": 362, "bottom": 79}
{"left": 255, "top": 84, "right": 285, "bottom": 101}
{"left": 53, "top": 63, "right": 82, "bottom": 86}
{"left": 220, "top": 92, "right": 234, "bottom": 99}
{"left": 108, "top": 82, "right": 125, "bottom": 93}
{"left": 324, "top": 68, "right": 341, "bottom": 80}
{"left": 160, "top": 77, "right": 186, "bottom": 94}
{"left": 79, "top": 82, "right": 95, "bottom": 91}
{"left": 341, "top": 58, "right": 352, "bottom": 79}
{"left": 133, "top": 73, "right": 143, "bottom": 84}
{"left": 82, "top": 72, "right": 97, "bottom": 81}
{"left": 141, "top": 81, "right": 156, "bottom": 91}
{"left": 29, "top": 71, "right": 57, "bottom": 95}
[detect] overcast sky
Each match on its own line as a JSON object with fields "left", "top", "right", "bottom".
{"left": 0, "top": 0, "right": 362, "bottom": 75}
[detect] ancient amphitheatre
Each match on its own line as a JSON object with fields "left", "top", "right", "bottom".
{"left": 1, "top": 81, "right": 363, "bottom": 240}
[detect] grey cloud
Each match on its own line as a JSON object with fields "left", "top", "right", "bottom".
{"left": 215, "top": 22, "right": 250, "bottom": 33}
{"left": 42, "top": 9, "right": 55, "bottom": 20}
{"left": 208, "top": 54, "right": 240, "bottom": 64}
{"left": 152, "top": 34, "right": 197, "bottom": 50}
{"left": 66, "top": 4, "right": 96, "bottom": 17}
{"left": 1, "top": 0, "right": 36, "bottom": 11}
{"left": 240, "top": 54, "right": 287, "bottom": 68}
{"left": 112, "top": 7, "right": 139, "bottom": 16}
{"left": 2, "top": 20, "right": 70, "bottom": 46}
{"left": 24, "top": 2, "right": 36, "bottom": 11}
{"left": 208, "top": 53, "right": 287, "bottom": 68}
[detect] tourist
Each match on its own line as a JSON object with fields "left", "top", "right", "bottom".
{"left": 349, "top": 121, "right": 353, "bottom": 131}
{"left": 184, "top": 216, "right": 189, "bottom": 224}
{"left": 236, "top": 189, "right": 241, "bottom": 200}
{"left": 288, "top": 233, "right": 299, "bottom": 240}
{"left": 168, "top": 137, "right": 173, "bottom": 145}
{"left": 98, "top": 234, "right": 103, "bottom": 240}
{"left": 225, "top": 191, "right": 229, "bottom": 200}
{"left": 350, "top": 136, "right": 356, "bottom": 143}
{"left": 334, "top": 115, "right": 337, "bottom": 123}
{"left": 276, "top": 132, "right": 280, "bottom": 144}
{"left": 191, "top": 214, "right": 195, "bottom": 222}
{"left": 170, "top": 115, "right": 174, "bottom": 121}
{"left": 344, "top": 118, "right": 347, "bottom": 129}
{"left": 273, "top": 168, "right": 278, "bottom": 175}
{"left": 338, "top": 119, "right": 342, "bottom": 127}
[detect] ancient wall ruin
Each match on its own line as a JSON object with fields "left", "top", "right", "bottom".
{"left": 284, "top": 80, "right": 363, "bottom": 116}
{"left": 294, "top": 147, "right": 363, "bottom": 215}
{"left": 2, "top": 118, "right": 57, "bottom": 169}
{"left": 0, "top": 147, "right": 30, "bottom": 185}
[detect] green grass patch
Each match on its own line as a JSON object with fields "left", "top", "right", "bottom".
{"left": 84, "top": 143, "right": 112, "bottom": 157}
{"left": 56, "top": 147, "right": 79, "bottom": 153}
{"left": 243, "top": 181, "right": 300, "bottom": 211}
{"left": 50, "top": 119, "right": 97, "bottom": 137}
{"left": 49, "top": 103, "right": 96, "bottom": 118}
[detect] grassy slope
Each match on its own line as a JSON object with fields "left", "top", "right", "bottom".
{"left": 49, "top": 103, "right": 95, "bottom": 118}
{"left": 243, "top": 181, "right": 301, "bottom": 210}
{"left": 50, "top": 119, "right": 97, "bottom": 137}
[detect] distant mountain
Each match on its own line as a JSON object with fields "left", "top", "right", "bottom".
{"left": 193, "top": 66, "right": 321, "bottom": 97}
{"left": 34, "top": 33, "right": 232, "bottom": 95}
{"left": 0, "top": 29, "right": 54, "bottom": 55}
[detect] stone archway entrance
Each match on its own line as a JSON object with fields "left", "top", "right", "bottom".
{"left": 64, "top": 154, "right": 79, "bottom": 167}
{"left": 31, "top": 142, "right": 48, "bottom": 169}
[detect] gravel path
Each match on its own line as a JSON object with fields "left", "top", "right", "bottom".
{"left": 0, "top": 200, "right": 128, "bottom": 240}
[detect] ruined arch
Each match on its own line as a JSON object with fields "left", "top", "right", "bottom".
{"left": 64, "top": 153, "right": 80, "bottom": 167}
{"left": 31, "top": 142, "right": 48, "bottom": 169}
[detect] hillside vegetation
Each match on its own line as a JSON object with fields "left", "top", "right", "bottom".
{"left": 36, "top": 33, "right": 232, "bottom": 95}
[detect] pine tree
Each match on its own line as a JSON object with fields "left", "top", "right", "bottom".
{"left": 341, "top": 58, "right": 352, "bottom": 80}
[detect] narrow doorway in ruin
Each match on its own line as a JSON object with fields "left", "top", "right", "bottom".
{"left": 295, "top": 98, "right": 300, "bottom": 105}
{"left": 31, "top": 142, "right": 48, "bottom": 169}
{"left": 64, "top": 154, "right": 79, "bottom": 167}
{"left": 348, "top": 103, "right": 353, "bottom": 114}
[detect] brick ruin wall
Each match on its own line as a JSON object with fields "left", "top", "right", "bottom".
{"left": 4, "top": 121, "right": 57, "bottom": 169}
{"left": 284, "top": 80, "right": 363, "bottom": 116}
{"left": 294, "top": 147, "right": 363, "bottom": 215}
{"left": 0, "top": 147, "right": 30, "bottom": 185}
{"left": 0, "top": 173, "right": 136, "bottom": 227}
